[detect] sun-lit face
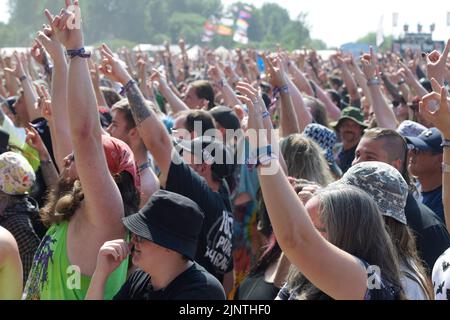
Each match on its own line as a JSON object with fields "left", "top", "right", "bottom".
{"left": 107, "top": 110, "right": 132, "bottom": 146}
{"left": 183, "top": 86, "right": 203, "bottom": 109}
{"left": 353, "top": 138, "right": 390, "bottom": 166}
{"left": 338, "top": 119, "right": 364, "bottom": 147}
{"left": 408, "top": 148, "right": 442, "bottom": 177}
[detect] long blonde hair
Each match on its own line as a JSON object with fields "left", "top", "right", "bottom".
{"left": 280, "top": 134, "right": 334, "bottom": 186}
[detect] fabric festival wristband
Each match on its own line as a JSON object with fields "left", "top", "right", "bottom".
{"left": 443, "top": 163, "right": 450, "bottom": 174}
{"left": 19, "top": 75, "right": 27, "bottom": 82}
{"left": 120, "top": 79, "right": 136, "bottom": 97}
{"left": 66, "top": 48, "right": 91, "bottom": 59}
{"left": 441, "top": 140, "right": 450, "bottom": 148}
{"left": 262, "top": 111, "right": 270, "bottom": 119}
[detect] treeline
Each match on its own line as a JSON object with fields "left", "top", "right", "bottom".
{"left": 0, "top": 0, "right": 326, "bottom": 50}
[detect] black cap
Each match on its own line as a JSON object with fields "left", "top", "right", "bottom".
{"left": 210, "top": 106, "right": 241, "bottom": 131}
{"left": 405, "top": 127, "right": 443, "bottom": 154}
{"left": 176, "top": 136, "right": 234, "bottom": 180}
{"left": 123, "top": 190, "right": 204, "bottom": 260}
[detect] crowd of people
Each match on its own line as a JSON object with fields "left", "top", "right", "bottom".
{"left": 1, "top": 0, "right": 450, "bottom": 300}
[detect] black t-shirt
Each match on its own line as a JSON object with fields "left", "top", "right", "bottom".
{"left": 337, "top": 145, "right": 357, "bottom": 174}
{"left": 165, "top": 158, "right": 234, "bottom": 283}
{"left": 421, "top": 186, "right": 445, "bottom": 224}
{"left": 405, "top": 192, "right": 450, "bottom": 274}
{"left": 234, "top": 272, "right": 280, "bottom": 300}
{"left": 113, "top": 262, "right": 226, "bottom": 300}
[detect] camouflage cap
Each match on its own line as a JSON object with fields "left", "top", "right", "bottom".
{"left": 335, "top": 162, "right": 408, "bottom": 225}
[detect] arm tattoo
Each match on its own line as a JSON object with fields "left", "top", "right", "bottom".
{"left": 126, "top": 83, "right": 152, "bottom": 125}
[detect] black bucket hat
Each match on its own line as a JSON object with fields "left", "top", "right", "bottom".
{"left": 123, "top": 190, "right": 205, "bottom": 260}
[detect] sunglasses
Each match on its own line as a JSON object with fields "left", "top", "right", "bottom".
{"left": 131, "top": 233, "right": 144, "bottom": 243}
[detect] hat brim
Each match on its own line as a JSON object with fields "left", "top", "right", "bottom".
{"left": 404, "top": 136, "right": 432, "bottom": 152}
{"left": 330, "top": 117, "right": 368, "bottom": 129}
{"left": 123, "top": 213, "right": 198, "bottom": 261}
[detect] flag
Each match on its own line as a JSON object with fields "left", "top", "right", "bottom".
{"left": 236, "top": 19, "right": 249, "bottom": 29}
{"left": 204, "top": 20, "right": 216, "bottom": 32}
{"left": 233, "top": 32, "right": 249, "bottom": 45}
{"left": 447, "top": 12, "right": 450, "bottom": 26}
{"left": 220, "top": 17, "right": 235, "bottom": 27}
{"left": 239, "top": 10, "right": 252, "bottom": 20}
{"left": 392, "top": 13, "right": 399, "bottom": 27}
{"left": 376, "top": 15, "right": 385, "bottom": 47}
{"left": 217, "top": 25, "right": 233, "bottom": 36}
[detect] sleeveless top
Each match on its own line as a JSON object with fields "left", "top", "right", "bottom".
{"left": 23, "top": 221, "right": 128, "bottom": 300}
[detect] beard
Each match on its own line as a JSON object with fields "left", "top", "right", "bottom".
{"left": 40, "top": 174, "right": 84, "bottom": 226}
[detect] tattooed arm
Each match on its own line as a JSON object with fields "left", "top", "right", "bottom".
{"left": 99, "top": 45, "right": 173, "bottom": 186}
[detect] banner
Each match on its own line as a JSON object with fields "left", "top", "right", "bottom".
{"left": 220, "top": 17, "right": 235, "bottom": 27}
{"left": 236, "top": 18, "right": 249, "bottom": 29}
{"left": 233, "top": 32, "right": 249, "bottom": 45}
{"left": 376, "top": 15, "right": 385, "bottom": 47}
{"left": 239, "top": 10, "right": 252, "bottom": 20}
{"left": 392, "top": 12, "right": 399, "bottom": 27}
{"left": 217, "top": 25, "right": 233, "bottom": 36}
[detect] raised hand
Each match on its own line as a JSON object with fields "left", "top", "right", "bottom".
{"left": 25, "top": 126, "right": 47, "bottom": 156}
{"left": 4, "top": 52, "right": 26, "bottom": 79}
{"left": 262, "top": 53, "right": 287, "bottom": 88}
{"left": 94, "top": 240, "right": 130, "bottom": 278}
{"left": 236, "top": 81, "right": 265, "bottom": 136}
{"left": 149, "top": 68, "right": 169, "bottom": 91}
{"left": 426, "top": 39, "right": 450, "bottom": 85}
{"left": 35, "top": 84, "right": 52, "bottom": 121}
{"left": 45, "top": 0, "right": 84, "bottom": 50}
{"left": 360, "top": 47, "right": 378, "bottom": 80}
{"left": 98, "top": 44, "right": 132, "bottom": 85}
{"left": 36, "top": 15, "right": 65, "bottom": 61}
{"left": 419, "top": 78, "right": 450, "bottom": 138}
{"left": 30, "top": 41, "right": 48, "bottom": 66}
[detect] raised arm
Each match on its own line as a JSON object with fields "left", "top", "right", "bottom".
{"left": 266, "top": 54, "right": 312, "bottom": 132}
{"left": 419, "top": 80, "right": 450, "bottom": 230}
{"left": 262, "top": 54, "right": 300, "bottom": 136}
{"left": 243, "top": 90, "right": 368, "bottom": 300}
{"left": 99, "top": 45, "right": 173, "bottom": 187}
{"left": 361, "top": 49, "right": 397, "bottom": 130}
{"left": 4, "top": 53, "right": 40, "bottom": 122}
{"left": 334, "top": 54, "right": 360, "bottom": 104}
{"left": 37, "top": 15, "right": 73, "bottom": 171}
{"left": 208, "top": 64, "right": 241, "bottom": 108}
{"left": 48, "top": 1, "right": 124, "bottom": 227}
{"left": 148, "top": 67, "right": 189, "bottom": 115}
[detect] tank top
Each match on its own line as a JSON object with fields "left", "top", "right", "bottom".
{"left": 23, "top": 221, "right": 128, "bottom": 300}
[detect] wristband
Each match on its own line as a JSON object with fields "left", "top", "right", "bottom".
{"left": 120, "top": 79, "right": 136, "bottom": 97}
{"left": 279, "top": 85, "right": 289, "bottom": 94}
{"left": 138, "top": 162, "right": 152, "bottom": 173}
{"left": 443, "top": 163, "right": 450, "bottom": 174}
{"left": 367, "top": 77, "right": 381, "bottom": 86}
{"left": 19, "top": 75, "right": 27, "bottom": 82}
{"left": 441, "top": 140, "right": 450, "bottom": 148}
{"left": 256, "top": 154, "right": 278, "bottom": 168}
{"left": 397, "top": 79, "right": 406, "bottom": 86}
{"left": 262, "top": 111, "right": 270, "bottom": 119}
{"left": 66, "top": 48, "right": 91, "bottom": 59}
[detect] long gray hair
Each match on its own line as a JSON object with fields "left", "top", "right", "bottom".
{"left": 286, "top": 185, "right": 405, "bottom": 300}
